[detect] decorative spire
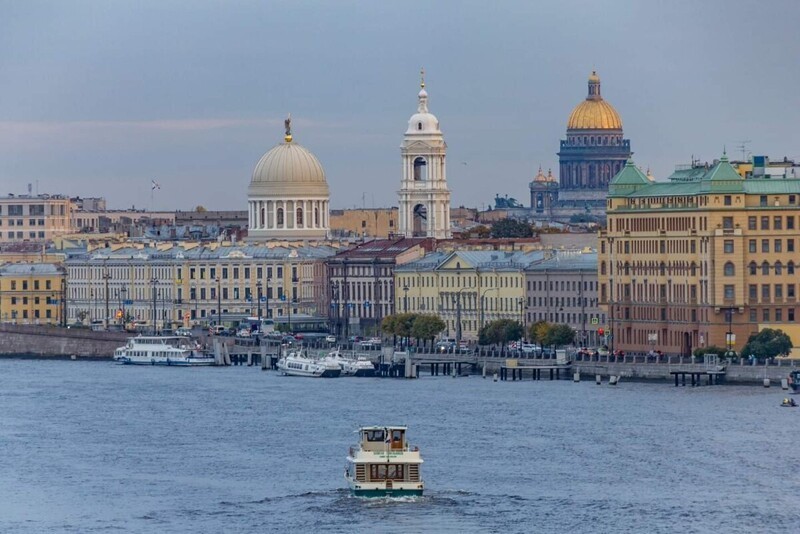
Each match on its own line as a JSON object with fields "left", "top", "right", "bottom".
{"left": 420, "top": 67, "right": 425, "bottom": 89}
{"left": 417, "top": 71, "right": 429, "bottom": 113}
{"left": 284, "top": 113, "right": 292, "bottom": 143}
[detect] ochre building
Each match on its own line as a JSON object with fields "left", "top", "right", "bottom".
{"left": 599, "top": 155, "right": 800, "bottom": 356}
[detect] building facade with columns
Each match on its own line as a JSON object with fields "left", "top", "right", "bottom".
{"left": 64, "top": 242, "right": 335, "bottom": 330}
{"left": 398, "top": 74, "right": 452, "bottom": 239}
{"left": 394, "top": 250, "right": 544, "bottom": 341}
{"left": 247, "top": 119, "right": 331, "bottom": 241}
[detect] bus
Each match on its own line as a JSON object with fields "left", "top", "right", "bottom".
{"left": 273, "top": 314, "right": 330, "bottom": 341}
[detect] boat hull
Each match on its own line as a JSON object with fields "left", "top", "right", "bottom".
{"left": 119, "top": 357, "right": 215, "bottom": 366}
{"left": 351, "top": 488, "right": 423, "bottom": 498}
{"left": 351, "top": 368, "right": 375, "bottom": 377}
{"left": 320, "top": 368, "right": 342, "bottom": 378}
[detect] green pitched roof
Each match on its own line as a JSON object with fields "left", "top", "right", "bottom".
{"left": 608, "top": 160, "right": 649, "bottom": 197}
{"left": 699, "top": 154, "right": 744, "bottom": 193}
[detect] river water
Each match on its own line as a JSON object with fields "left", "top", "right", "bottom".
{"left": 1, "top": 359, "right": 797, "bottom": 533}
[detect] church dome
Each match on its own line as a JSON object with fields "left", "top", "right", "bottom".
{"left": 406, "top": 87, "right": 441, "bottom": 134}
{"left": 567, "top": 71, "right": 622, "bottom": 130}
{"left": 249, "top": 137, "right": 329, "bottom": 197}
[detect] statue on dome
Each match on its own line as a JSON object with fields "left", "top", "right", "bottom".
{"left": 284, "top": 114, "right": 292, "bottom": 137}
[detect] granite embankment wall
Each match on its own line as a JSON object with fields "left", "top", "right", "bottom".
{"left": 0, "top": 325, "right": 130, "bottom": 358}
{"left": 571, "top": 360, "right": 795, "bottom": 384}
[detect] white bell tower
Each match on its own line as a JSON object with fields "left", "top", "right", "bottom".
{"left": 398, "top": 70, "right": 451, "bottom": 239}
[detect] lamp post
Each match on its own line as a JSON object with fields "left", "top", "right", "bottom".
{"left": 90, "top": 288, "right": 95, "bottom": 323}
{"left": 256, "top": 280, "right": 263, "bottom": 321}
{"left": 403, "top": 284, "right": 409, "bottom": 313}
{"left": 266, "top": 277, "right": 271, "bottom": 320}
{"left": 215, "top": 277, "right": 221, "bottom": 328}
{"left": 102, "top": 269, "right": 111, "bottom": 330}
{"left": 290, "top": 275, "right": 298, "bottom": 332}
{"left": 517, "top": 296, "right": 525, "bottom": 339}
{"left": 454, "top": 288, "right": 469, "bottom": 349}
{"left": 479, "top": 287, "right": 498, "bottom": 333}
{"left": 724, "top": 307, "right": 736, "bottom": 358}
{"left": 150, "top": 277, "right": 158, "bottom": 334}
{"left": 331, "top": 280, "right": 340, "bottom": 339}
{"left": 191, "top": 284, "right": 197, "bottom": 325}
{"left": 120, "top": 286, "right": 127, "bottom": 330}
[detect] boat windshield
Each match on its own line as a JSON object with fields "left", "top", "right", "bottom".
{"left": 365, "top": 429, "right": 386, "bottom": 442}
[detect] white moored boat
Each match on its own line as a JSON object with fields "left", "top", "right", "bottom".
{"left": 324, "top": 350, "right": 376, "bottom": 377}
{"left": 276, "top": 350, "right": 341, "bottom": 377}
{"left": 114, "top": 336, "right": 215, "bottom": 366}
{"left": 345, "top": 426, "right": 424, "bottom": 497}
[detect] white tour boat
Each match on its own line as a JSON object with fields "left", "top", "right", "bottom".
{"left": 324, "top": 350, "right": 376, "bottom": 377}
{"left": 114, "top": 336, "right": 215, "bottom": 366}
{"left": 345, "top": 426, "right": 424, "bottom": 497}
{"left": 276, "top": 350, "right": 341, "bottom": 377}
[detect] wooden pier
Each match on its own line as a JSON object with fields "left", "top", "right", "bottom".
{"left": 670, "top": 369, "right": 726, "bottom": 386}
{"left": 500, "top": 360, "right": 571, "bottom": 381}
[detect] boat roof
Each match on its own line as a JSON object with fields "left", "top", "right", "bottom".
{"left": 358, "top": 426, "right": 407, "bottom": 431}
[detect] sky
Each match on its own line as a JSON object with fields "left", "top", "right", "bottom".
{"left": 1, "top": 0, "right": 799, "bottom": 212}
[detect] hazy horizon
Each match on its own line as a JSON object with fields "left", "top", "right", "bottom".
{"left": 2, "top": 0, "right": 799, "bottom": 212}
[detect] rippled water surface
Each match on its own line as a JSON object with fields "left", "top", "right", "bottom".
{"left": 1, "top": 359, "right": 797, "bottom": 533}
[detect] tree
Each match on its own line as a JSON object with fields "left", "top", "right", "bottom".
{"left": 545, "top": 323, "right": 576, "bottom": 348}
{"left": 411, "top": 314, "right": 446, "bottom": 350}
{"left": 490, "top": 218, "right": 533, "bottom": 238}
{"left": 741, "top": 328, "right": 793, "bottom": 360}
{"left": 472, "top": 225, "right": 491, "bottom": 238}
{"left": 479, "top": 319, "right": 524, "bottom": 347}
{"left": 527, "top": 320, "right": 551, "bottom": 347}
{"left": 194, "top": 205, "right": 207, "bottom": 212}
{"left": 693, "top": 345, "right": 726, "bottom": 358}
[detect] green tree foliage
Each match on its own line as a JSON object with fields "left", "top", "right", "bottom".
{"left": 693, "top": 345, "right": 726, "bottom": 358}
{"left": 195, "top": 205, "right": 207, "bottom": 212}
{"left": 490, "top": 218, "right": 533, "bottom": 238}
{"left": 741, "top": 328, "right": 793, "bottom": 359}
{"left": 411, "top": 314, "right": 447, "bottom": 349}
{"left": 527, "top": 320, "right": 550, "bottom": 346}
{"left": 479, "top": 319, "right": 524, "bottom": 346}
{"left": 545, "top": 323, "right": 576, "bottom": 348}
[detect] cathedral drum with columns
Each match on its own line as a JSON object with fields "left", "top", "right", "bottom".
{"left": 247, "top": 118, "right": 330, "bottom": 241}
{"left": 556, "top": 71, "right": 631, "bottom": 205}
{"left": 398, "top": 72, "right": 452, "bottom": 240}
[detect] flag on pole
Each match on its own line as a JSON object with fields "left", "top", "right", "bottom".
{"left": 151, "top": 179, "right": 161, "bottom": 191}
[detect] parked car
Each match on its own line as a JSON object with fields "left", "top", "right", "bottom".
{"left": 520, "top": 343, "right": 538, "bottom": 355}
{"left": 436, "top": 341, "right": 455, "bottom": 353}
{"left": 325, "top": 334, "right": 337, "bottom": 343}
{"left": 348, "top": 335, "right": 363, "bottom": 343}
{"left": 175, "top": 327, "right": 192, "bottom": 337}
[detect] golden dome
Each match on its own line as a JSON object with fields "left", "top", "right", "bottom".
{"left": 566, "top": 71, "right": 622, "bottom": 130}
{"left": 533, "top": 166, "right": 547, "bottom": 182}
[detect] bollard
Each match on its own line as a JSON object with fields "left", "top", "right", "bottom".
{"left": 482, "top": 365, "right": 487, "bottom": 379}
{"left": 763, "top": 378, "right": 771, "bottom": 388}
{"left": 493, "top": 372, "right": 499, "bottom": 382}
{"left": 781, "top": 378, "right": 789, "bottom": 390}
{"left": 573, "top": 372, "right": 580, "bottom": 383}
{"left": 595, "top": 374, "right": 601, "bottom": 385}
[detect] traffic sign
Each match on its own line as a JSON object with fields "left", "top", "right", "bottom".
{"left": 591, "top": 317, "right": 598, "bottom": 325}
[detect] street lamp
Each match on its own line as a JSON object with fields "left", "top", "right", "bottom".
{"left": 256, "top": 280, "right": 263, "bottom": 321}
{"left": 191, "top": 284, "right": 197, "bottom": 325}
{"left": 479, "top": 287, "right": 498, "bottom": 333}
{"left": 120, "top": 286, "right": 127, "bottom": 330}
{"left": 331, "top": 280, "right": 340, "bottom": 339}
{"left": 149, "top": 277, "right": 158, "bottom": 334}
{"left": 403, "top": 284, "right": 409, "bottom": 313}
{"left": 215, "top": 277, "right": 221, "bottom": 328}
{"left": 724, "top": 307, "right": 736, "bottom": 358}
{"left": 266, "top": 277, "right": 271, "bottom": 320}
{"left": 102, "top": 269, "right": 111, "bottom": 330}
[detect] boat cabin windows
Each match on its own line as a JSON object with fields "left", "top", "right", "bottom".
{"left": 365, "top": 429, "right": 386, "bottom": 442}
{"left": 361, "top": 428, "right": 406, "bottom": 451}
{"left": 369, "top": 464, "right": 405, "bottom": 480}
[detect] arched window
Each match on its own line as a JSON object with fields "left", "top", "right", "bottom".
{"left": 417, "top": 122, "right": 423, "bottom": 131}
{"left": 724, "top": 262, "right": 735, "bottom": 276}
{"left": 296, "top": 207, "right": 303, "bottom": 226}
{"left": 690, "top": 263, "right": 697, "bottom": 276}
{"left": 659, "top": 262, "right": 666, "bottom": 276}
{"left": 600, "top": 261, "right": 607, "bottom": 275}
{"left": 413, "top": 157, "right": 427, "bottom": 181}
{"left": 789, "top": 262, "right": 795, "bottom": 275}
{"left": 624, "top": 262, "right": 630, "bottom": 275}
{"left": 762, "top": 261, "right": 770, "bottom": 276}
{"left": 277, "top": 208, "right": 284, "bottom": 226}
{"left": 775, "top": 261, "right": 783, "bottom": 275}
{"left": 314, "top": 207, "right": 319, "bottom": 226}
{"left": 749, "top": 262, "right": 757, "bottom": 276}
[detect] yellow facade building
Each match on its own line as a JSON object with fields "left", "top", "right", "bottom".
{"left": 0, "top": 263, "right": 65, "bottom": 325}
{"left": 0, "top": 194, "right": 73, "bottom": 242}
{"left": 394, "top": 250, "right": 542, "bottom": 341}
{"left": 599, "top": 155, "right": 800, "bottom": 356}
{"left": 330, "top": 208, "right": 399, "bottom": 239}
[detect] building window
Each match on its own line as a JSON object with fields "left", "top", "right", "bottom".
{"left": 789, "top": 285, "right": 796, "bottom": 299}
{"left": 749, "top": 240, "right": 756, "bottom": 253}
{"left": 750, "top": 309, "right": 758, "bottom": 322}
{"left": 724, "top": 195, "right": 732, "bottom": 206}
{"left": 722, "top": 217, "right": 733, "bottom": 229}
{"left": 762, "top": 284, "right": 770, "bottom": 300}
{"left": 776, "top": 284, "right": 783, "bottom": 299}
{"left": 789, "top": 239, "right": 795, "bottom": 253}
{"left": 749, "top": 285, "right": 757, "bottom": 300}
{"left": 775, "top": 239, "right": 783, "bottom": 253}
{"left": 724, "top": 285, "right": 735, "bottom": 299}
{"left": 297, "top": 208, "right": 303, "bottom": 226}
{"left": 724, "top": 240, "right": 734, "bottom": 253}
{"left": 762, "top": 240, "right": 769, "bottom": 253}
{"left": 724, "top": 262, "right": 735, "bottom": 276}
{"left": 763, "top": 309, "right": 770, "bottom": 322}
{"left": 774, "top": 216, "right": 783, "bottom": 230}
{"left": 277, "top": 208, "right": 284, "bottom": 226}
{"left": 775, "top": 262, "right": 783, "bottom": 275}
{"left": 762, "top": 262, "right": 770, "bottom": 275}
{"left": 790, "top": 309, "right": 796, "bottom": 321}
{"left": 761, "top": 216, "right": 769, "bottom": 230}
{"left": 760, "top": 195, "right": 768, "bottom": 207}
{"left": 748, "top": 216, "right": 757, "bottom": 230}
{"left": 789, "top": 262, "right": 796, "bottom": 275}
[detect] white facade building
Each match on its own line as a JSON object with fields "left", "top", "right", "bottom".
{"left": 247, "top": 118, "right": 330, "bottom": 241}
{"left": 398, "top": 74, "right": 451, "bottom": 240}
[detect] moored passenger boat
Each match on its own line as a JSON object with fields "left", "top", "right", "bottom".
{"left": 345, "top": 426, "right": 424, "bottom": 497}
{"left": 324, "top": 350, "right": 375, "bottom": 377}
{"left": 276, "top": 351, "right": 341, "bottom": 377}
{"left": 114, "top": 336, "right": 214, "bottom": 366}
